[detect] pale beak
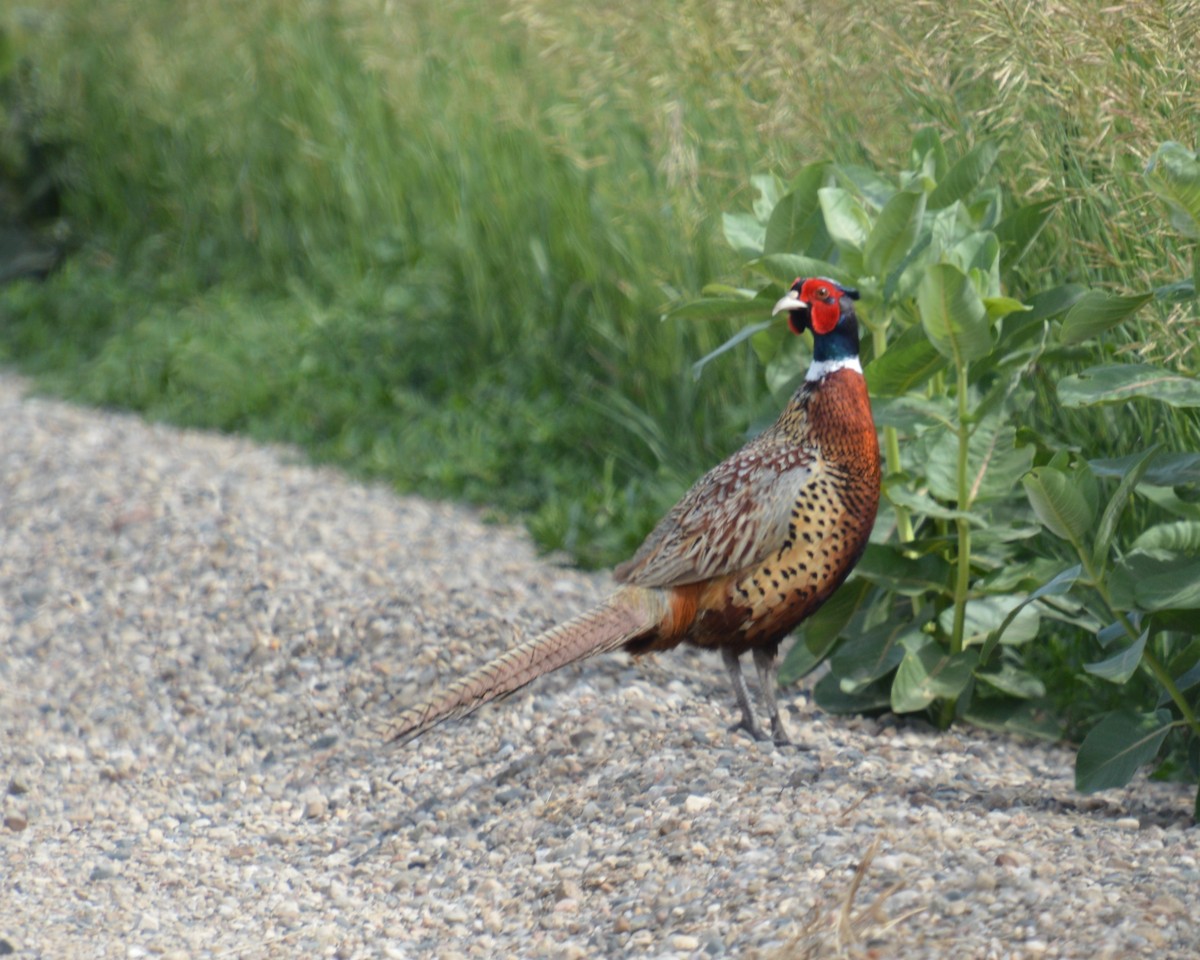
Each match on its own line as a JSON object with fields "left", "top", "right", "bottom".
{"left": 772, "top": 291, "right": 807, "bottom": 316}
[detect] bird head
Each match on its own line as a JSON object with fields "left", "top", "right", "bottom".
{"left": 771, "top": 277, "right": 860, "bottom": 337}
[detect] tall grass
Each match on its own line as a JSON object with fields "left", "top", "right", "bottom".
{"left": 2, "top": 0, "right": 1197, "bottom": 568}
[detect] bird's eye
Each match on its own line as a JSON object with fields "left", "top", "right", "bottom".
{"left": 816, "top": 286, "right": 830, "bottom": 300}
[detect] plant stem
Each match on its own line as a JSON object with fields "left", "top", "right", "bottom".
{"left": 938, "top": 361, "right": 973, "bottom": 732}
{"left": 1108, "top": 606, "right": 1200, "bottom": 739}
{"left": 872, "top": 323, "right": 914, "bottom": 546}
{"left": 1142, "top": 647, "right": 1200, "bottom": 737}
{"left": 1081, "top": 554, "right": 1200, "bottom": 741}
{"left": 949, "top": 360, "right": 972, "bottom": 657}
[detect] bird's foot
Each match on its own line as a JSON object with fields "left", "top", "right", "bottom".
{"left": 769, "top": 716, "right": 811, "bottom": 750}
{"left": 727, "top": 718, "right": 771, "bottom": 742}
{"left": 726, "top": 715, "right": 811, "bottom": 750}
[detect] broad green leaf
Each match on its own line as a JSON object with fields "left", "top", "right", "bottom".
{"left": 1084, "top": 627, "right": 1148, "bottom": 684}
{"left": 830, "top": 621, "right": 914, "bottom": 692}
{"left": 982, "top": 296, "right": 1029, "bottom": 321}
{"left": 925, "top": 417, "right": 1034, "bottom": 505}
{"left": 818, "top": 187, "right": 872, "bottom": 252}
{"left": 1024, "top": 283, "right": 1090, "bottom": 323}
{"left": 814, "top": 671, "right": 892, "bottom": 714}
{"left": 965, "top": 421, "right": 1035, "bottom": 504}
{"left": 881, "top": 231, "right": 934, "bottom": 302}
{"left": 780, "top": 576, "right": 874, "bottom": 682}
{"left": 787, "top": 161, "right": 832, "bottom": 200}
{"left": 864, "top": 189, "right": 926, "bottom": 276}
{"left": 750, "top": 172, "right": 785, "bottom": 222}
{"left": 981, "top": 557, "right": 1075, "bottom": 593}
{"left": 765, "top": 167, "right": 829, "bottom": 255}
{"left": 912, "top": 128, "right": 948, "bottom": 181}
{"left": 967, "top": 185, "right": 1003, "bottom": 231}
{"left": 1136, "top": 559, "right": 1200, "bottom": 611}
{"left": 917, "top": 261, "right": 992, "bottom": 364}
{"left": 1154, "top": 279, "right": 1196, "bottom": 303}
{"left": 1095, "top": 619, "right": 1130, "bottom": 649}
{"left": 928, "top": 141, "right": 999, "bottom": 210}
{"left": 947, "top": 231, "right": 1000, "bottom": 293}
{"left": 994, "top": 198, "right": 1057, "bottom": 265}
{"left": 1058, "top": 290, "right": 1153, "bottom": 345}
{"left": 1058, "top": 363, "right": 1200, "bottom": 408}
{"left": 1075, "top": 709, "right": 1175, "bottom": 793}
{"left": 856, "top": 544, "right": 951, "bottom": 596}
{"left": 1090, "top": 450, "right": 1200, "bottom": 487}
{"left": 1109, "top": 550, "right": 1200, "bottom": 611}
{"left": 864, "top": 324, "right": 946, "bottom": 397}
{"left": 1003, "top": 282, "right": 1088, "bottom": 346}
{"left": 1092, "top": 444, "right": 1159, "bottom": 570}
{"left": 1167, "top": 637, "right": 1200, "bottom": 679}
{"left": 891, "top": 635, "right": 978, "bottom": 713}
{"left": 1022, "top": 467, "right": 1094, "bottom": 545}
{"left": 1145, "top": 141, "right": 1200, "bottom": 238}
{"left": 748, "top": 254, "right": 852, "bottom": 288}
{"left": 836, "top": 163, "right": 899, "bottom": 209}
{"left": 1139, "top": 485, "right": 1200, "bottom": 520}
{"left": 1033, "top": 593, "right": 1104, "bottom": 634}
{"left": 870, "top": 394, "right": 955, "bottom": 431}
{"left": 1132, "top": 520, "right": 1200, "bottom": 553}
{"left": 1173, "top": 659, "right": 1200, "bottom": 697}
{"left": 964, "top": 698, "right": 1062, "bottom": 740}
{"left": 885, "top": 485, "right": 982, "bottom": 523}
{"left": 927, "top": 202, "right": 968, "bottom": 255}
{"left": 937, "top": 595, "right": 1041, "bottom": 649}
{"left": 1108, "top": 550, "right": 1172, "bottom": 610}
{"left": 969, "top": 523, "right": 1042, "bottom": 545}
{"left": 723, "top": 212, "right": 765, "bottom": 257}
{"left": 974, "top": 662, "right": 1046, "bottom": 699}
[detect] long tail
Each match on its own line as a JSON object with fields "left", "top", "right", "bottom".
{"left": 388, "top": 588, "right": 666, "bottom": 744}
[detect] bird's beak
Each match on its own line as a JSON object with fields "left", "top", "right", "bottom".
{"left": 773, "top": 291, "right": 812, "bottom": 335}
{"left": 772, "top": 291, "right": 807, "bottom": 316}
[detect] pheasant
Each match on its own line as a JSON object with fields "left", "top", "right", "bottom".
{"left": 390, "top": 278, "right": 880, "bottom": 746}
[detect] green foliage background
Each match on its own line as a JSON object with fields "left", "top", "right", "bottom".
{"left": 2, "top": 0, "right": 1199, "bottom": 792}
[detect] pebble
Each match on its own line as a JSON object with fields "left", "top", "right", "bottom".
{"left": 1, "top": 373, "right": 1198, "bottom": 960}
{"left": 684, "top": 794, "right": 713, "bottom": 815}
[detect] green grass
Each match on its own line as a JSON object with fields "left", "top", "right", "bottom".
{"left": 2, "top": 0, "right": 1197, "bottom": 577}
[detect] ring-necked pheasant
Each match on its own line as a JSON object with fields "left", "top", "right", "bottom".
{"left": 390, "top": 278, "right": 880, "bottom": 746}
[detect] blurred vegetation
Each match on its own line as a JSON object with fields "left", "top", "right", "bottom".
{"left": 2, "top": 0, "right": 1198, "bottom": 769}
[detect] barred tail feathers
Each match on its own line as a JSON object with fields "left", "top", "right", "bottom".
{"left": 389, "top": 588, "right": 665, "bottom": 744}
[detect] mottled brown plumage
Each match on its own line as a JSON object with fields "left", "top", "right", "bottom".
{"left": 390, "top": 278, "right": 880, "bottom": 745}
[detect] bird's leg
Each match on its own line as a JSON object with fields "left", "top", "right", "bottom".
{"left": 722, "top": 648, "right": 769, "bottom": 741}
{"left": 753, "top": 647, "right": 792, "bottom": 746}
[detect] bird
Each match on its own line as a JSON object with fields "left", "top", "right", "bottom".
{"left": 390, "top": 277, "right": 880, "bottom": 746}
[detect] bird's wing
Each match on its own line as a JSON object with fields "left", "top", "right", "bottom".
{"left": 613, "top": 437, "right": 817, "bottom": 589}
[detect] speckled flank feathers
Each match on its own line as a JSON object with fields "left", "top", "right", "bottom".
{"left": 389, "top": 278, "right": 881, "bottom": 746}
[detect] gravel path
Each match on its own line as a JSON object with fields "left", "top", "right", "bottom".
{"left": 1, "top": 372, "right": 1197, "bottom": 959}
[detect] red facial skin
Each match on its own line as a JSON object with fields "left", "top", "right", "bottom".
{"left": 797, "top": 278, "right": 841, "bottom": 335}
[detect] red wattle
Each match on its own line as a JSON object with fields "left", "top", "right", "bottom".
{"left": 810, "top": 301, "right": 839, "bottom": 334}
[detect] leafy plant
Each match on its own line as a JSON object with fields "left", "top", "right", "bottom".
{"left": 1000, "top": 141, "right": 1200, "bottom": 816}
{"left": 1014, "top": 447, "right": 1200, "bottom": 817}
{"left": 680, "top": 134, "right": 1200, "bottom": 811}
